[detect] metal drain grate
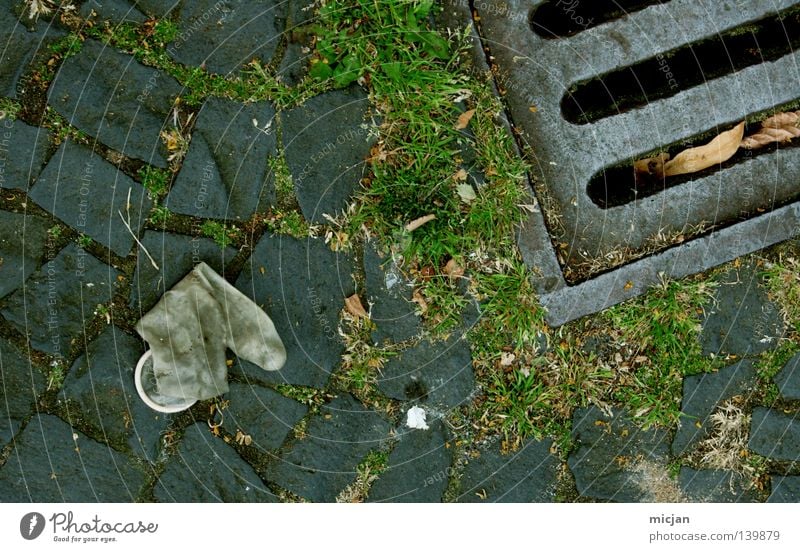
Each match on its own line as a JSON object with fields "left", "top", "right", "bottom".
{"left": 455, "top": 0, "right": 800, "bottom": 326}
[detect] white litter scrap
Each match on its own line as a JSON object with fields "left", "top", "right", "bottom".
{"left": 406, "top": 406, "right": 429, "bottom": 430}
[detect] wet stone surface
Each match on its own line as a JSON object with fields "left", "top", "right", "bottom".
{"left": 1, "top": 244, "right": 121, "bottom": 356}
{"left": 59, "top": 326, "right": 170, "bottom": 462}
{"left": 29, "top": 140, "right": 152, "bottom": 256}
{"left": 376, "top": 336, "right": 474, "bottom": 409}
{"left": 672, "top": 360, "right": 757, "bottom": 456}
{"left": 165, "top": 98, "right": 278, "bottom": 220}
{"left": 368, "top": 420, "right": 452, "bottom": 503}
{"left": 458, "top": 437, "right": 560, "bottom": 503}
{"left": 80, "top": 0, "right": 147, "bottom": 24}
{"left": 276, "top": 41, "right": 311, "bottom": 87}
{"left": 49, "top": 39, "right": 182, "bottom": 168}
{"left": 221, "top": 382, "right": 308, "bottom": 452}
{"left": 166, "top": 0, "right": 285, "bottom": 75}
{"left": 130, "top": 231, "right": 236, "bottom": 313}
{"left": 363, "top": 243, "right": 421, "bottom": 345}
{"left": 131, "top": 0, "right": 177, "bottom": 18}
{"left": 700, "top": 264, "right": 785, "bottom": 357}
{"left": 748, "top": 407, "right": 800, "bottom": 462}
{"left": 569, "top": 407, "right": 671, "bottom": 502}
{"left": 282, "top": 86, "right": 376, "bottom": 223}
{"left": 265, "top": 394, "right": 392, "bottom": 502}
{"left": 0, "top": 118, "right": 51, "bottom": 191}
{"left": 774, "top": 352, "right": 800, "bottom": 401}
{"left": 233, "top": 234, "right": 354, "bottom": 389}
{"left": 155, "top": 423, "right": 277, "bottom": 502}
{"left": 0, "top": 5, "right": 64, "bottom": 98}
{"left": 0, "top": 338, "right": 44, "bottom": 448}
{"left": 0, "top": 414, "right": 145, "bottom": 502}
{"left": 0, "top": 211, "right": 50, "bottom": 299}
{"left": 679, "top": 468, "right": 761, "bottom": 503}
{"left": 768, "top": 476, "right": 800, "bottom": 503}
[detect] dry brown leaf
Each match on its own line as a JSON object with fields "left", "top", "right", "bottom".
{"left": 663, "top": 122, "right": 745, "bottom": 177}
{"left": 499, "top": 352, "right": 515, "bottom": 366}
{"left": 411, "top": 289, "right": 428, "bottom": 313}
{"left": 762, "top": 127, "right": 798, "bottom": 141}
{"left": 404, "top": 214, "right": 436, "bottom": 232}
{"left": 455, "top": 109, "right": 476, "bottom": 130}
{"left": 454, "top": 168, "right": 468, "bottom": 181}
{"left": 443, "top": 258, "right": 464, "bottom": 279}
{"left": 345, "top": 294, "right": 369, "bottom": 319}
{"left": 633, "top": 152, "right": 670, "bottom": 180}
{"left": 741, "top": 111, "right": 800, "bottom": 150}
{"left": 161, "top": 130, "right": 180, "bottom": 151}
{"left": 761, "top": 111, "right": 800, "bottom": 129}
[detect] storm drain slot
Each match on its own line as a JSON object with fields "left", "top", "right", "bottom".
{"left": 587, "top": 109, "right": 800, "bottom": 208}
{"left": 562, "top": 7, "right": 800, "bottom": 125}
{"left": 530, "top": 0, "right": 668, "bottom": 39}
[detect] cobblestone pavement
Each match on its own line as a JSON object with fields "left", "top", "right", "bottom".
{"left": 0, "top": 1, "right": 798, "bottom": 503}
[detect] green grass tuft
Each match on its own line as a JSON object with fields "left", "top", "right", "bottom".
{"left": 138, "top": 166, "right": 171, "bottom": 200}
{"left": 200, "top": 220, "right": 240, "bottom": 248}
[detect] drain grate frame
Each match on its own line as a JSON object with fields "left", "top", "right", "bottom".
{"left": 442, "top": 0, "right": 800, "bottom": 326}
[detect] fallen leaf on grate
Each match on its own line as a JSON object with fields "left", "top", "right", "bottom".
{"left": 663, "top": 122, "right": 745, "bottom": 176}
{"left": 634, "top": 152, "right": 671, "bottom": 181}
{"left": 741, "top": 110, "right": 800, "bottom": 150}
{"left": 634, "top": 122, "right": 745, "bottom": 181}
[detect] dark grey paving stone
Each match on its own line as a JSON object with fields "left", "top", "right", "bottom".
{"left": 768, "top": 476, "right": 800, "bottom": 503}
{"left": 80, "top": 0, "right": 147, "bottom": 24}
{"left": 569, "top": 406, "right": 671, "bottom": 502}
{"left": 166, "top": 0, "right": 285, "bottom": 75}
{"left": 265, "top": 394, "right": 392, "bottom": 502}
{"left": 222, "top": 382, "right": 307, "bottom": 452}
{"left": 132, "top": 0, "right": 178, "bottom": 17}
{"left": 48, "top": 39, "right": 182, "bottom": 167}
{"left": 0, "top": 7, "right": 64, "bottom": 98}
{"left": 276, "top": 41, "right": 310, "bottom": 87}
{"left": 0, "top": 414, "right": 144, "bottom": 501}
{"left": 0, "top": 118, "right": 51, "bottom": 190}
{"left": 748, "top": 407, "right": 800, "bottom": 462}
{"left": 59, "top": 326, "right": 170, "bottom": 462}
{"left": 458, "top": 437, "right": 560, "bottom": 503}
{"left": 233, "top": 235, "right": 354, "bottom": 389}
{"left": 130, "top": 231, "right": 236, "bottom": 313}
{"left": 288, "top": 0, "right": 315, "bottom": 27}
{"left": 679, "top": 468, "right": 761, "bottom": 503}
{"left": 0, "top": 211, "right": 50, "bottom": 299}
{"left": 0, "top": 338, "right": 44, "bottom": 448}
{"left": 775, "top": 352, "right": 800, "bottom": 401}
{"left": 376, "top": 336, "right": 474, "bottom": 409}
{"left": 283, "top": 86, "right": 375, "bottom": 223}
{"left": 1, "top": 243, "right": 121, "bottom": 356}
{"left": 155, "top": 423, "right": 276, "bottom": 502}
{"left": 364, "top": 243, "right": 421, "bottom": 344}
{"left": 368, "top": 420, "right": 451, "bottom": 503}
{"left": 165, "top": 98, "right": 277, "bottom": 219}
{"left": 29, "top": 140, "right": 152, "bottom": 256}
{"left": 673, "top": 360, "right": 757, "bottom": 456}
{"left": 700, "top": 263, "right": 785, "bottom": 357}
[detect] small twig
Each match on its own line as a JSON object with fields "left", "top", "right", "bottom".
{"left": 404, "top": 214, "right": 436, "bottom": 232}
{"left": 118, "top": 187, "right": 159, "bottom": 270}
